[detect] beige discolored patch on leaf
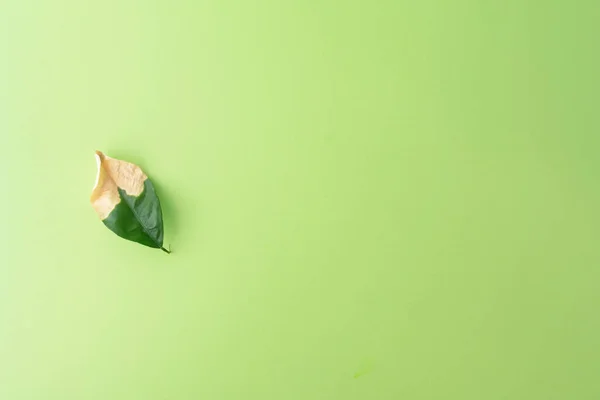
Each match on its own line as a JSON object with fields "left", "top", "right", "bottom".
{"left": 90, "top": 151, "right": 148, "bottom": 219}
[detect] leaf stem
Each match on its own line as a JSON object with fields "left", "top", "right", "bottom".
{"left": 161, "top": 246, "right": 171, "bottom": 254}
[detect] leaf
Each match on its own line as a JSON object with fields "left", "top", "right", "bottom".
{"left": 90, "top": 151, "right": 170, "bottom": 253}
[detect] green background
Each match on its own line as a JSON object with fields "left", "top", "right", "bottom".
{"left": 1, "top": 1, "right": 599, "bottom": 399}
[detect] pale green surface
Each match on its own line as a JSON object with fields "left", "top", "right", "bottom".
{"left": 1, "top": 1, "right": 599, "bottom": 399}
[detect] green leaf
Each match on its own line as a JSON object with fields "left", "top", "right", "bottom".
{"left": 90, "top": 151, "right": 169, "bottom": 253}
